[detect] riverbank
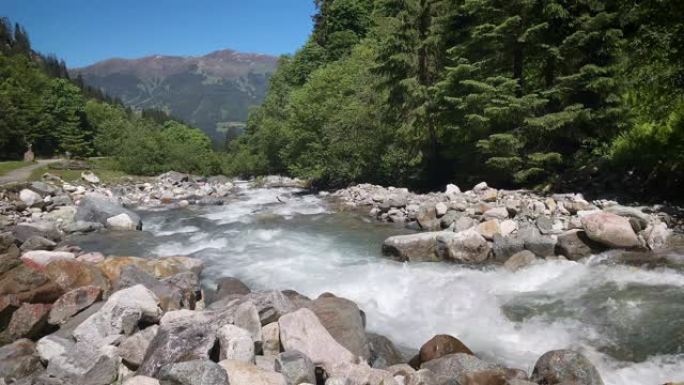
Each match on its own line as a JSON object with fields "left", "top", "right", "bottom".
{"left": 1, "top": 172, "right": 683, "bottom": 385}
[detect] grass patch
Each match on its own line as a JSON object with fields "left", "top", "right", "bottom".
{"left": 28, "top": 158, "right": 140, "bottom": 184}
{"left": 0, "top": 160, "right": 30, "bottom": 176}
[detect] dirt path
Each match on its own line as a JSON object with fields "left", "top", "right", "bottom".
{"left": 0, "top": 159, "right": 58, "bottom": 185}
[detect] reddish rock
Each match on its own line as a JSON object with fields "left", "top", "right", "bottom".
{"left": 2, "top": 303, "right": 52, "bottom": 343}
{"left": 0, "top": 264, "right": 63, "bottom": 304}
{"left": 44, "top": 259, "right": 111, "bottom": 294}
{"left": 419, "top": 334, "right": 474, "bottom": 365}
{"left": 98, "top": 255, "right": 203, "bottom": 285}
{"left": 48, "top": 285, "right": 102, "bottom": 325}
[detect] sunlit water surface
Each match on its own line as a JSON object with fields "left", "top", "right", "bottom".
{"left": 70, "top": 184, "right": 684, "bottom": 385}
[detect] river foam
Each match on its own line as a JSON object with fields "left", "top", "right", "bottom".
{"left": 72, "top": 184, "right": 684, "bottom": 385}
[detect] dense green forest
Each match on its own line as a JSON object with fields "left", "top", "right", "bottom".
{"left": 0, "top": 17, "right": 220, "bottom": 175}
{"left": 228, "top": 0, "right": 684, "bottom": 197}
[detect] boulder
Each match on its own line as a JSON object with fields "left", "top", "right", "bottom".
{"left": 406, "top": 369, "right": 438, "bottom": 385}
{"left": 519, "top": 227, "right": 556, "bottom": 257}
{"left": 19, "top": 189, "right": 43, "bottom": 207}
{"left": 213, "top": 276, "right": 251, "bottom": 301}
{"left": 531, "top": 349, "right": 604, "bottom": 385}
{"left": 20, "top": 250, "right": 75, "bottom": 269}
{"left": 555, "top": 230, "right": 604, "bottom": 260}
{"left": 417, "top": 203, "right": 441, "bottom": 231}
{"left": 218, "top": 324, "right": 255, "bottom": 362}
{"left": 98, "top": 256, "right": 203, "bottom": 283}
{"left": 504, "top": 250, "right": 537, "bottom": 272}
{"left": 211, "top": 290, "right": 299, "bottom": 326}
{"left": 0, "top": 338, "right": 42, "bottom": 381}
{"left": 481, "top": 189, "right": 498, "bottom": 202}
{"left": 454, "top": 216, "right": 476, "bottom": 232}
{"left": 75, "top": 193, "right": 142, "bottom": 230}
{"left": 491, "top": 234, "right": 524, "bottom": 262}
{"left": 158, "top": 359, "right": 229, "bottom": 385}
{"left": 581, "top": 212, "right": 639, "bottom": 248}
{"left": 643, "top": 221, "right": 671, "bottom": 250}
{"left": 422, "top": 353, "right": 501, "bottom": 385}
{"left": 435, "top": 203, "right": 448, "bottom": 217}
{"left": 36, "top": 334, "right": 74, "bottom": 364}
{"left": 439, "top": 211, "right": 461, "bottom": 229}
{"left": 499, "top": 220, "right": 518, "bottom": 237}
{"left": 477, "top": 219, "right": 501, "bottom": 240}
{"left": 63, "top": 220, "right": 104, "bottom": 234}
{"left": 13, "top": 221, "right": 61, "bottom": 243}
{"left": 483, "top": 207, "right": 509, "bottom": 220}
{"left": 0, "top": 264, "right": 62, "bottom": 303}
{"left": 367, "top": 332, "right": 404, "bottom": 369}
{"left": 278, "top": 308, "right": 357, "bottom": 371}
{"left": 45, "top": 342, "right": 120, "bottom": 385}
{"left": 114, "top": 265, "right": 185, "bottom": 311}
{"left": 311, "top": 294, "right": 369, "bottom": 360}
{"left": 0, "top": 242, "right": 21, "bottom": 275}
{"left": 603, "top": 205, "right": 650, "bottom": 229}
{"left": 29, "top": 181, "right": 58, "bottom": 196}
{"left": 1, "top": 303, "right": 52, "bottom": 343}
{"left": 219, "top": 359, "right": 287, "bottom": 385}
{"left": 262, "top": 322, "right": 281, "bottom": 356}
{"left": 137, "top": 310, "right": 217, "bottom": 377}
{"left": 275, "top": 350, "right": 316, "bottom": 385}
{"left": 73, "top": 284, "right": 161, "bottom": 346}
{"left": 81, "top": 171, "right": 100, "bottom": 184}
{"left": 418, "top": 335, "right": 473, "bottom": 366}
{"left": 106, "top": 213, "right": 139, "bottom": 230}
{"left": 48, "top": 285, "right": 102, "bottom": 325}
{"left": 44, "top": 259, "right": 110, "bottom": 293}
{"left": 20, "top": 235, "right": 57, "bottom": 252}
{"left": 0, "top": 295, "right": 21, "bottom": 331}
{"left": 118, "top": 325, "right": 159, "bottom": 369}
{"left": 436, "top": 229, "right": 491, "bottom": 264}
{"left": 382, "top": 232, "right": 442, "bottom": 262}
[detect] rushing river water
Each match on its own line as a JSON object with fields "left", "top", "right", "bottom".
{"left": 70, "top": 184, "right": 684, "bottom": 385}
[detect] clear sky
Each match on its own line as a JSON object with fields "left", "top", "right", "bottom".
{"left": 0, "top": 0, "right": 317, "bottom": 68}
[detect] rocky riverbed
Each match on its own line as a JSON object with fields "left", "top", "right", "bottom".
{"left": 1, "top": 171, "right": 683, "bottom": 385}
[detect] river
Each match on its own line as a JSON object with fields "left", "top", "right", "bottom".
{"left": 69, "top": 183, "right": 684, "bottom": 385}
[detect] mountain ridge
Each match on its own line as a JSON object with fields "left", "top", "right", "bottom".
{"left": 71, "top": 48, "right": 279, "bottom": 143}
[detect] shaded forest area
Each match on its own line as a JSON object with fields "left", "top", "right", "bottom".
{"left": 227, "top": 0, "right": 684, "bottom": 200}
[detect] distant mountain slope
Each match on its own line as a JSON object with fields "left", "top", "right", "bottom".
{"left": 72, "top": 49, "right": 278, "bottom": 143}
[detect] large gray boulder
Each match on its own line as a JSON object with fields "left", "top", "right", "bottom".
{"left": 118, "top": 325, "right": 159, "bottom": 369}
{"left": 382, "top": 232, "right": 442, "bottom": 262}
{"left": 278, "top": 308, "right": 357, "bottom": 371}
{"left": 581, "top": 212, "right": 639, "bottom": 248}
{"left": 45, "top": 342, "right": 120, "bottom": 385}
{"left": 274, "top": 350, "right": 316, "bottom": 385}
{"left": 75, "top": 193, "right": 142, "bottom": 230}
{"left": 367, "top": 333, "right": 404, "bottom": 369}
{"left": 137, "top": 310, "right": 217, "bottom": 377}
{"left": 73, "top": 284, "right": 162, "bottom": 346}
{"left": 531, "top": 349, "right": 604, "bottom": 385}
{"left": 158, "top": 359, "right": 229, "bottom": 385}
{"left": 519, "top": 227, "right": 556, "bottom": 257}
{"left": 436, "top": 229, "right": 491, "bottom": 263}
{"left": 311, "top": 294, "right": 370, "bottom": 361}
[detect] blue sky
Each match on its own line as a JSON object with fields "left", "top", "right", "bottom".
{"left": 1, "top": 0, "right": 316, "bottom": 67}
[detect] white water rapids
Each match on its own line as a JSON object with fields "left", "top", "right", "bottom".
{"left": 71, "top": 184, "right": 684, "bottom": 385}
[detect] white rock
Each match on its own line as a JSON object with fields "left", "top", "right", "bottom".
{"left": 123, "top": 376, "right": 160, "bottom": 385}
{"left": 499, "top": 220, "right": 518, "bottom": 237}
{"left": 20, "top": 189, "right": 43, "bottom": 207}
{"left": 483, "top": 207, "right": 509, "bottom": 220}
{"left": 106, "top": 213, "right": 138, "bottom": 230}
{"left": 81, "top": 171, "right": 100, "bottom": 184}
{"left": 445, "top": 184, "right": 461, "bottom": 195}
{"left": 36, "top": 335, "right": 74, "bottom": 363}
{"left": 435, "top": 202, "right": 448, "bottom": 217}
{"left": 73, "top": 284, "right": 161, "bottom": 346}
{"left": 218, "top": 324, "right": 255, "bottom": 363}
{"left": 473, "top": 182, "right": 488, "bottom": 191}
